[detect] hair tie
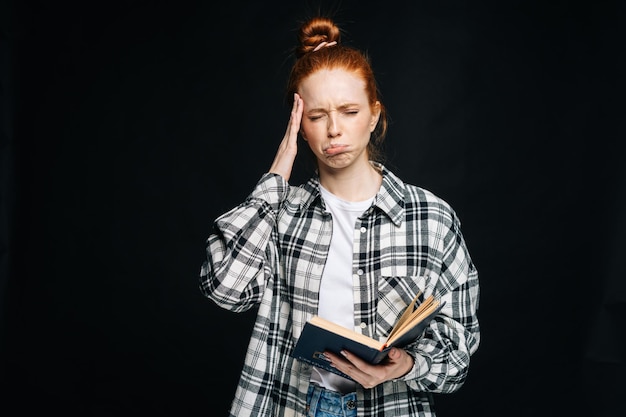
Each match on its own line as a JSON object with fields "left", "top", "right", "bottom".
{"left": 313, "top": 41, "right": 337, "bottom": 52}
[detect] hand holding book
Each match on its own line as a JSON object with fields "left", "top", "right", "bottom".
{"left": 292, "top": 292, "right": 445, "bottom": 379}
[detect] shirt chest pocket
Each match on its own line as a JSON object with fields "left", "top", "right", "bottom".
{"left": 376, "top": 274, "right": 429, "bottom": 338}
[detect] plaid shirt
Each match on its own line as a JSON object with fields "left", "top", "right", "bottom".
{"left": 200, "top": 164, "right": 480, "bottom": 417}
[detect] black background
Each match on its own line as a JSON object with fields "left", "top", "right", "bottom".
{"left": 1, "top": 1, "right": 625, "bottom": 416}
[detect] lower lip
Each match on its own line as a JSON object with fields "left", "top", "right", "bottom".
{"left": 324, "top": 145, "right": 348, "bottom": 155}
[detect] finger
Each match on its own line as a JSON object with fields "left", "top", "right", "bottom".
{"left": 269, "top": 94, "right": 302, "bottom": 180}
{"left": 289, "top": 94, "right": 303, "bottom": 142}
{"left": 325, "top": 351, "right": 371, "bottom": 377}
{"left": 330, "top": 349, "right": 407, "bottom": 387}
{"left": 327, "top": 351, "right": 380, "bottom": 388}
{"left": 282, "top": 94, "right": 301, "bottom": 144}
{"left": 324, "top": 351, "right": 362, "bottom": 377}
{"left": 388, "top": 347, "right": 401, "bottom": 359}
{"left": 338, "top": 350, "right": 371, "bottom": 371}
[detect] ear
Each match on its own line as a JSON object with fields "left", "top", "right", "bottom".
{"left": 370, "top": 101, "right": 381, "bottom": 132}
{"left": 300, "top": 129, "right": 308, "bottom": 141}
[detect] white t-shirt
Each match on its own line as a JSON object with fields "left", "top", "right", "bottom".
{"left": 310, "top": 185, "right": 375, "bottom": 393}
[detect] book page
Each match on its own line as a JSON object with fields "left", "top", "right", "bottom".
{"left": 309, "top": 316, "right": 386, "bottom": 350}
{"left": 386, "top": 295, "right": 441, "bottom": 346}
{"left": 388, "top": 291, "right": 422, "bottom": 338}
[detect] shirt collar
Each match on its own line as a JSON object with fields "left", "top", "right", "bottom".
{"left": 299, "top": 162, "right": 406, "bottom": 227}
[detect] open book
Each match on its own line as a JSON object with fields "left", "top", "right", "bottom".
{"left": 291, "top": 292, "right": 444, "bottom": 379}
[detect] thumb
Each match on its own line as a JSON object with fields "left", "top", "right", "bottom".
{"left": 388, "top": 347, "right": 401, "bottom": 359}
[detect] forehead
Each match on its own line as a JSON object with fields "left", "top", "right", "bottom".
{"left": 298, "top": 69, "right": 368, "bottom": 106}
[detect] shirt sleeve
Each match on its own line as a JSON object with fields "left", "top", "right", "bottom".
{"left": 199, "top": 172, "right": 289, "bottom": 312}
{"left": 401, "top": 210, "right": 480, "bottom": 394}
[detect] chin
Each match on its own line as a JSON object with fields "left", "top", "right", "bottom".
{"left": 323, "top": 157, "right": 353, "bottom": 168}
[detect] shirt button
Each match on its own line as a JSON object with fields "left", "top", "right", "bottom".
{"left": 360, "top": 227, "right": 366, "bottom": 233}
{"left": 357, "top": 269, "right": 363, "bottom": 275}
{"left": 359, "top": 322, "right": 366, "bottom": 329}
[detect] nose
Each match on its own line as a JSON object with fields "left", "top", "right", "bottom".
{"left": 327, "top": 113, "right": 341, "bottom": 138}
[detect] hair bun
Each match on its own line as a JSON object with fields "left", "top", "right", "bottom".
{"left": 296, "top": 17, "right": 341, "bottom": 58}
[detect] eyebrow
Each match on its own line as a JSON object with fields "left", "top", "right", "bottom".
{"left": 306, "top": 103, "right": 361, "bottom": 114}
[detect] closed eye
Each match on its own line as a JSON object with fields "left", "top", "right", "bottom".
{"left": 307, "top": 107, "right": 360, "bottom": 121}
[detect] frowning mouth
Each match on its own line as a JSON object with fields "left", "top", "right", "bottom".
{"left": 323, "top": 144, "right": 348, "bottom": 156}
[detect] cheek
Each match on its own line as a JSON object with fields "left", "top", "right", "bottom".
{"left": 301, "top": 124, "right": 322, "bottom": 143}
{"left": 300, "top": 127, "right": 309, "bottom": 141}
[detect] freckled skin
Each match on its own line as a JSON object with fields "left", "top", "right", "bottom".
{"left": 298, "top": 69, "right": 380, "bottom": 175}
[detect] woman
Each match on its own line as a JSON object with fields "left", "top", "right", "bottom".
{"left": 200, "top": 15, "right": 480, "bottom": 417}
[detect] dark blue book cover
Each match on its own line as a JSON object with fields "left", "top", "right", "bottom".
{"left": 291, "top": 295, "right": 444, "bottom": 379}
{"left": 292, "top": 318, "right": 393, "bottom": 379}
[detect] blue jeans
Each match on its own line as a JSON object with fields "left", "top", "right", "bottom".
{"left": 306, "top": 384, "right": 357, "bottom": 417}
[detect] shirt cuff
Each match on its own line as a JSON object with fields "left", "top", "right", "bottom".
{"left": 248, "top": 172, "right": 289, "bottom": 210}
{"left": 398, "top": 351, "right": 431, "bottom": 382}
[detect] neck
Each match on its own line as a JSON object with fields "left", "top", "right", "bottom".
{"left": 319, "top": 161, "right": 382, "bottom": 202}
